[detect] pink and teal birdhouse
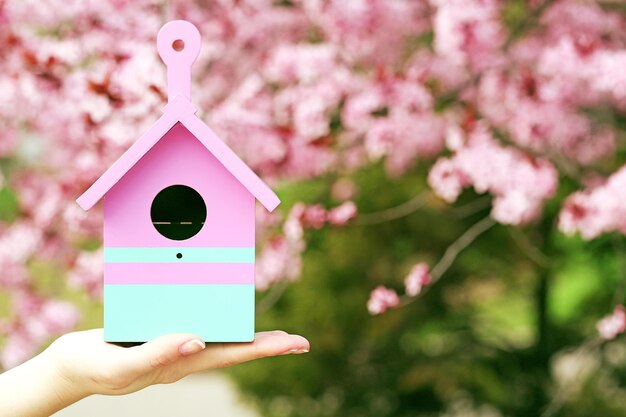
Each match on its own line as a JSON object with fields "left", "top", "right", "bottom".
{"left": 76, "top": 20, "right": 280, "bottom": 343}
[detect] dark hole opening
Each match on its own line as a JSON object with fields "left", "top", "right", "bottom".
{"left": 151, "top": 185, "right": 206, "bottom": 241}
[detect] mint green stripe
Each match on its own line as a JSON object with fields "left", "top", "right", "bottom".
{"left": 104, "top": 284, "right": 254, "bottom": 342}
{"left": 104, "top": 247, "right": 255, "bottom": 263}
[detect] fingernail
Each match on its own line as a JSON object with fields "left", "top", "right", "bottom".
{"left": 282, "top": 347, "right": 309, "bottom": 355}
{"left": 179, "top": 339, "right": 206, "bottom": 355}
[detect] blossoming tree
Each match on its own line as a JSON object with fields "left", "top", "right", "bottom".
{"left": 0, "top": 0, "right": 625, "bottom": 414}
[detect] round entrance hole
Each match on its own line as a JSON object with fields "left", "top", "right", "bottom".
{"left": 151, "top": 185, "right": 206, "bottom": 241}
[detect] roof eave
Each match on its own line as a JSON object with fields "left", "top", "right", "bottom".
{"left": 177, "top": 109, "right": 281, "bottom": 212}
{"left": 76, "top": 95, "right": 280, "bottom": 212}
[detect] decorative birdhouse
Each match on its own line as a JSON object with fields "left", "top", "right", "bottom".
{"left": 76, "top": 20, "right": 280, "bottom": 343}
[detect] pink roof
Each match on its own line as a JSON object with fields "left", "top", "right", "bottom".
{"left": 76, "top": 95, "right": 280, "bottom": 212}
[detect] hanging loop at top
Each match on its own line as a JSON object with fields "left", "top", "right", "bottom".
{"left": 157, "top": 20, "right": 201, "bottom": 103}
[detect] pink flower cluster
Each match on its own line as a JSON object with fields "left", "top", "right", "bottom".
{"left": 429, "top": 124, "right": 558, "bottom": 225}
{"left": 432, "top": 0, "right": 505, "bottom": 70}
{"left": 342, "top": 76, "right": 446, "bottom": 175}
{"left": 597, "top": 305, "right": 626, "bottom": 341}
{"left": 0, "top": 293, "right": 79, "bottom": 368}
{"left": 367, "top": 286, "right": 400, "bottom": 315}
{"left": 559, "top": 166, "right": 626, "bottom": 239}
{"left": 256, "top": 201, "right": 357, "bottom": 290}
{"left": 367, "top": 263, "right": 432, "bottom": 315}
{"left": 67, "top": 249, "right": 104, "bottom": 298}
{"left": 286, "top": 201, "right": 358, "bottom": 231}
{"left": 255, "top": 236, "right": 302, "bottom": 292}
{"left": 404, "top": 263, "right": 432, "bottom": 297}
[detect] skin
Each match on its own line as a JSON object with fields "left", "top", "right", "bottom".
{"left": 0, "top": 329, "right": 310, "bottom": 416}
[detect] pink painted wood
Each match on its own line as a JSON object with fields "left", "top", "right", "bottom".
{"left": 104, "top": 123, "right": 255, "bottom": 247}
{"left": 104, "top": 263, "right": 255, "bottom": 285}
{"left": 157, "top": 20, "right": 201, "bottom": 103}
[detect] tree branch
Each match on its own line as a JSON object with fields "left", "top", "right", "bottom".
{"left": 430, "top": 215, "right": 497, "bottom": 282}
{"left": 354, "top": 192, "right": 428, "bottom": 226}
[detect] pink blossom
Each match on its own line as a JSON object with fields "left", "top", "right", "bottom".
{"left": 62, "top": 203, "right": 103, "bottom": 237}
{"left": 367, "top": 286, "right": 400, "bottom": 315}
{"left": 256, "top": 236, "right": 303, "bottom": 291}
{"left": 406, "top": 51, "right": 470, "bottom": 91}
{"left": 284, "top": 203, "right": 306, "bottom": 243}
{"left": 0, "top": 332, "right": 34, "bottom": 369}
{"left": 404, "top": 263, "right": 432, "bottom": 297}
{"left": 0, "top": 127, "right": 17, "bottom": 157}
{"left": 301, "top": 204, "right": 327, "bottom": 229}
{"left": 282, "top": 138, "right": 338, "bottom": 179}
{"left": 331, "top": 178, "right": 358, "bottom": 201}
{"left": 328, "top": 201, "right": 357, "bottom": 226}
{"left": 429, "top": 124, "right": 558, "bottom": 225}
{"left": 428, "top": 158, "right": 468, "bottom": 203}
{"left": 368, "top": 114, "right": 447, "bottom": 176}
{"left": 597, "top": 306, "right": 626, "bottom": 341}
{"left": 0, "top": 263, "right": 29, "bottom": 288}
{"left": 341, "top": 87, "right": 385, "bottom": 133}
{"left": 265, "top": 44, "right": 338, "bottom": 85}
{"left": 293, "top": 94, "right": 332, "bottom": 140}
{"left": 558, "top": 166, "right": 626, "bottom": 239}
{"left": 491, "top": 191, "right": 541, "bottom": 226}
{"left": 303, "top": 0, "right": 429, "bottom": 65}
{"left": 285, "top": 201, "right": 358, "bottom": 230}
{"left": 540, "top": 1, "right": 622, "bottom": 45}
{"left": 38, "top": 300, "right": 80, "bottom": 334}
{"left": 0, "top": 222, "right": 41, "bottom": 265}
{"left": 477, "top": 68, "right": 617, "bottom": 165}
{"left": 431, "top": 0, "right": 505, "bottom": 70}
{"left": 343, "top": 78, "right": 445, "bottom": 175}
{"left": 0, "top": 295, "right": 80, "bottom": 369}
{"left": 68, "top": 249, "right": 104, "bottom": 298}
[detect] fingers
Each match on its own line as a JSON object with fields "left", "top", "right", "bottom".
{"left": 125, "top": 333, "right": 206, "bottom": 374}
{"left": 178, "top": 331, "right": 310, "bottom": 374}
{"left": 117, "top": 330, "right": 309, "bottom": 378}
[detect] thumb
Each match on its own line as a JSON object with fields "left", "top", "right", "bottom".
{"left": 126, "top": 334, "right": 206, "bottom": 374}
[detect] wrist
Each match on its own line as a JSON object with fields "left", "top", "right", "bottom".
{"left": 0, "top": 347, "right": 92, "bottom": 417}
{"left": 32, "top": 351, "right": 90, "bottom": 413}
{"left": 38, "top": 344, "right": 93, "bottom": 408}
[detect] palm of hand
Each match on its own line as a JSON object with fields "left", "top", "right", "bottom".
{"left": 45, "top": 329, "right": 309, "bottom": 396}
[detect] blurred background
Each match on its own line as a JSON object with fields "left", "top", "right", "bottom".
{"left": 1, "top": 0, "right": 626, "bottom": 416}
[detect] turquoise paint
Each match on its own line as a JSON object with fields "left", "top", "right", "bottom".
{"left": 104, "top": 247, "right": 255, "bottom": 263}
{"left": 104, "top": 284, "right": 255, "bottom": 342}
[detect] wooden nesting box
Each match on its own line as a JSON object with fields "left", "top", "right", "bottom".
{"left": 76, "top": 20, "right": 280, "bottom": 342}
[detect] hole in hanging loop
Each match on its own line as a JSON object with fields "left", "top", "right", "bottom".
{"left": 172, "top": 39, "right": 185, "bottom": 52}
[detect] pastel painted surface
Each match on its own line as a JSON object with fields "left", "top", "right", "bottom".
{"left": 104, "top": 262, "right": 255, "bottom": 285}
{"left": 103, "top": 247, "right": 255, "bottom": 263}
{"left": 103, "top": 123, "right": 256, "bottom": 248}
{"left": 104, "top": 284, "right": 255, "bottom": 342}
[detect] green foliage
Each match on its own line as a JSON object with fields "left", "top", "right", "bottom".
{"left": 229, "top": 165, "right": 626, "bottom": 417}
{"left": 0, "top": 186, "right": 19, "bottom": 223}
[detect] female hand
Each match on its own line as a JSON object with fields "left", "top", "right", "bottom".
{"left": 0, "top": 329, "right": 310, "bottom": 416}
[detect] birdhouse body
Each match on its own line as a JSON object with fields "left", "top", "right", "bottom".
{"left": 77, "top": 21, "right": 280, "bottom": 343}
{"left": 102, "top": 124, "right": 256, "bottom": 342}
